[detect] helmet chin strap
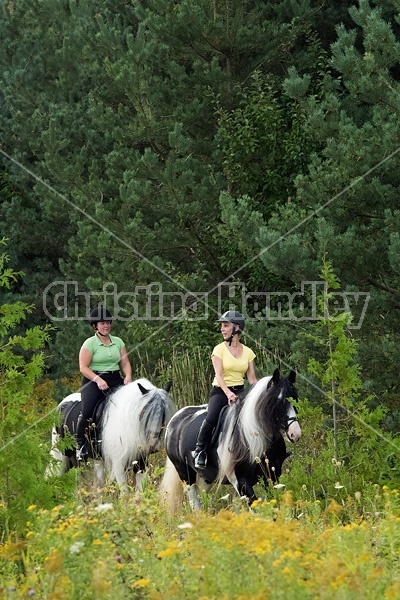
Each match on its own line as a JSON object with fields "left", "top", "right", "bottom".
{"left": 94, "top": 324, "right": 110, "bottom": 338}
{"left": 227, "top": 326, "right": 239, "bottom": 346}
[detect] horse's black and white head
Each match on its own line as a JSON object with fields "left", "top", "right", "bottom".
{"left": 257, "top": 368, "right": 301, "bottom": 443}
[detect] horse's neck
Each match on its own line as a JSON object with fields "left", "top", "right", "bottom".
{"left": 239, "top": 392, "right": 276, "bottom": 447}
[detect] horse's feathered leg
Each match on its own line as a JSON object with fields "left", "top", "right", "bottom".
{"left": 93, "top": 460, "right": 105, "bottom": 487}
{"left": 234, "top": 475, "right": 257, "bottom": 504}
{"left": 47, "top": 427, "right": 71, "bottom": 476}
{"left": 110, "top": 461, "right": 129, "bottom": 492}
{"left": 135, "top": 470, "right": 146, "bottom": 492}
{"left": 160, "top": 457, "right": 185, "bottom": 513}
{"left": 186, "top": 484, "right": 202, "bottom": 510}
{"left": 230, "top": 462, "right": 259, "bottom": 504}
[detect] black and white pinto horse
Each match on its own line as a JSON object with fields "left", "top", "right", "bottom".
{"left": 50, "top": 378, "right": 176, "bottom": 491}
{"left": 161, "top": 369, "right": 301, "bottom": 511}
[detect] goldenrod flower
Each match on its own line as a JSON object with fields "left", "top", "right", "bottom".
{"left": 132, "top": 579, "right": 150, "bottom": 588}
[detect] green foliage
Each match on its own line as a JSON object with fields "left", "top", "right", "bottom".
{"left": 0, "top": 0, "right": 357, "bottom": 382}
{"left": 286, "top": 257, "right": 400, "bottom": 495}
{"left": 0, "top": 246, "right": 75, "bottom": 537}
{"left": 216, "top": 72, "right": 313, "bottom": 206}
{"left": 307, "top": 258, "right": 362, "bottom": 407}
{"left": 253, "top": 0, "right": 400, "bottom": 418}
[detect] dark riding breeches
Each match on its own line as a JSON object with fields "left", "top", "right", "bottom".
{"left": 204, "top": 385, "right": 244, "bottom": 428}
{"left": 194, "top": 385, "right": 244, "bottom": 458}
{"left": 76, "top": 371, "right": 123, "bottom": 447}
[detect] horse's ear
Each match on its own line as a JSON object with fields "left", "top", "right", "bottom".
{"left": 272, "top": 368, "right": 280, "bottom": 383}
{"left": 164, "top": 381, "right": 172, "bottom": 393}
{"left": 137, "top": 382, "right": 149, "bottom": 395}
{"left": 288, "top": 370, "right": 296, "bottom": 383}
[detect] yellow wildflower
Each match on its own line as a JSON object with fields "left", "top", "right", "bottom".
{"left": 326, "top": 499, "right": 342, "bottom": 514}
{"left": 91, "top": 576, "right": 111, "bottom": 595}
{"left": 157, "top": 541, "right": 181, "bottom": 558}
{"left": 44, "top": 550, "right": 63, "bottom": 574}
{"left": 385, "top": 583, "right": 400, "bottom": 599}
{"left": 132, "top": 579, "right": 150, "bottom": 588}
{"left": 331, "top": 573, "right": 347, "bottom": 589}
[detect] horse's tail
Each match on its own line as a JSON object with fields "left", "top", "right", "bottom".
{"left": 160, "top": 456, "right": 184, "bottom": 513}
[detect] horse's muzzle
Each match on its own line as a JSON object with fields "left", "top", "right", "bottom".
{"left": 286, "top": 418, "right": 301, "bottom": 442}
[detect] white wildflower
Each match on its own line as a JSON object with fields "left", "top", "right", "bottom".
{"left": 177, "top": 522, "right": 193, "bottom": 529}
{"left": 69, "top": 542, "right": 84, "bottom": 554}
{"left": 94, "top": 503, "right": 114, "bottom": 513}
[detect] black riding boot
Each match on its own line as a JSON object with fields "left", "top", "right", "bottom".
{"left": 76, "top": 413, "right": 89, "bottom": 462}
{"left": 193, "top": 419, "right": 213, "bottom": 469}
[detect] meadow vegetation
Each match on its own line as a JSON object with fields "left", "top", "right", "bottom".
{"left": 1, "top": 356, "right": 399, "bottom": 599}
{"left": 1, "top": 476, "right": 400, "bottom": 599}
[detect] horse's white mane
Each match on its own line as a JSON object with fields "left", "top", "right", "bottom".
{"left": 101, "top": 378, "right": 175, "bottom": 481}
{"left": 239, "top": 376, "right": 272, "bottom": 457}
{"left": 110, "top": 378, "right": 157, "bottom": 402}
{"left": 218, "top": 376, "right": 272, "bottom": 478}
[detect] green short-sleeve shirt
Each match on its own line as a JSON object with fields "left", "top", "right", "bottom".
{"left": 81, "top": 335, "right": 125, "bottom": 372}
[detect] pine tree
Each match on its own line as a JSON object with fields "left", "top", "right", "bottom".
{"left": 219, "top": 1, "right": 400, "bottom": 420}
{"left": 0, "top": 0, "right": 338, "bottom": 373}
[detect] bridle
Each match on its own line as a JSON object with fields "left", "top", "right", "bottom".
{"left": 281, "top": 415, "right": 299, "bottom": 431}
{"left": 279, "top": 398, "right": 299, "bottom": 432}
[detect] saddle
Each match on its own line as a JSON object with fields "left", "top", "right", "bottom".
{"left": 57, "top": 397, "right": 107, "bottom": 459}
{"left": 194, "top": 405, "right": 231, "bottom": 482}
{"left": 210, "top": 404, "right": 230, "bottom": 445}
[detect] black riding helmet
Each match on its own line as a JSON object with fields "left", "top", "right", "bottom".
{"left": 217, "top": 310, "right": 245, "bottom": 333}
{"left": 89, "top": 306, "right": 113, "bottom": 326}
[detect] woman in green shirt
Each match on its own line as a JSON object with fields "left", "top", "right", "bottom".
{"left": 76, "top": 306, "right": 132, "bottom": 461}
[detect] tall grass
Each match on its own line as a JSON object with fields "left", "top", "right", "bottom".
{"left": 133, "top": 347, "right": 213, "bottom": 410}
{"left": 133, "top": 340, "right": 280, "bottom": 410}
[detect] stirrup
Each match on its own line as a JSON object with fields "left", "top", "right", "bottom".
{"left": 194, "top": 450, "right": 207, "bottom": 469}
